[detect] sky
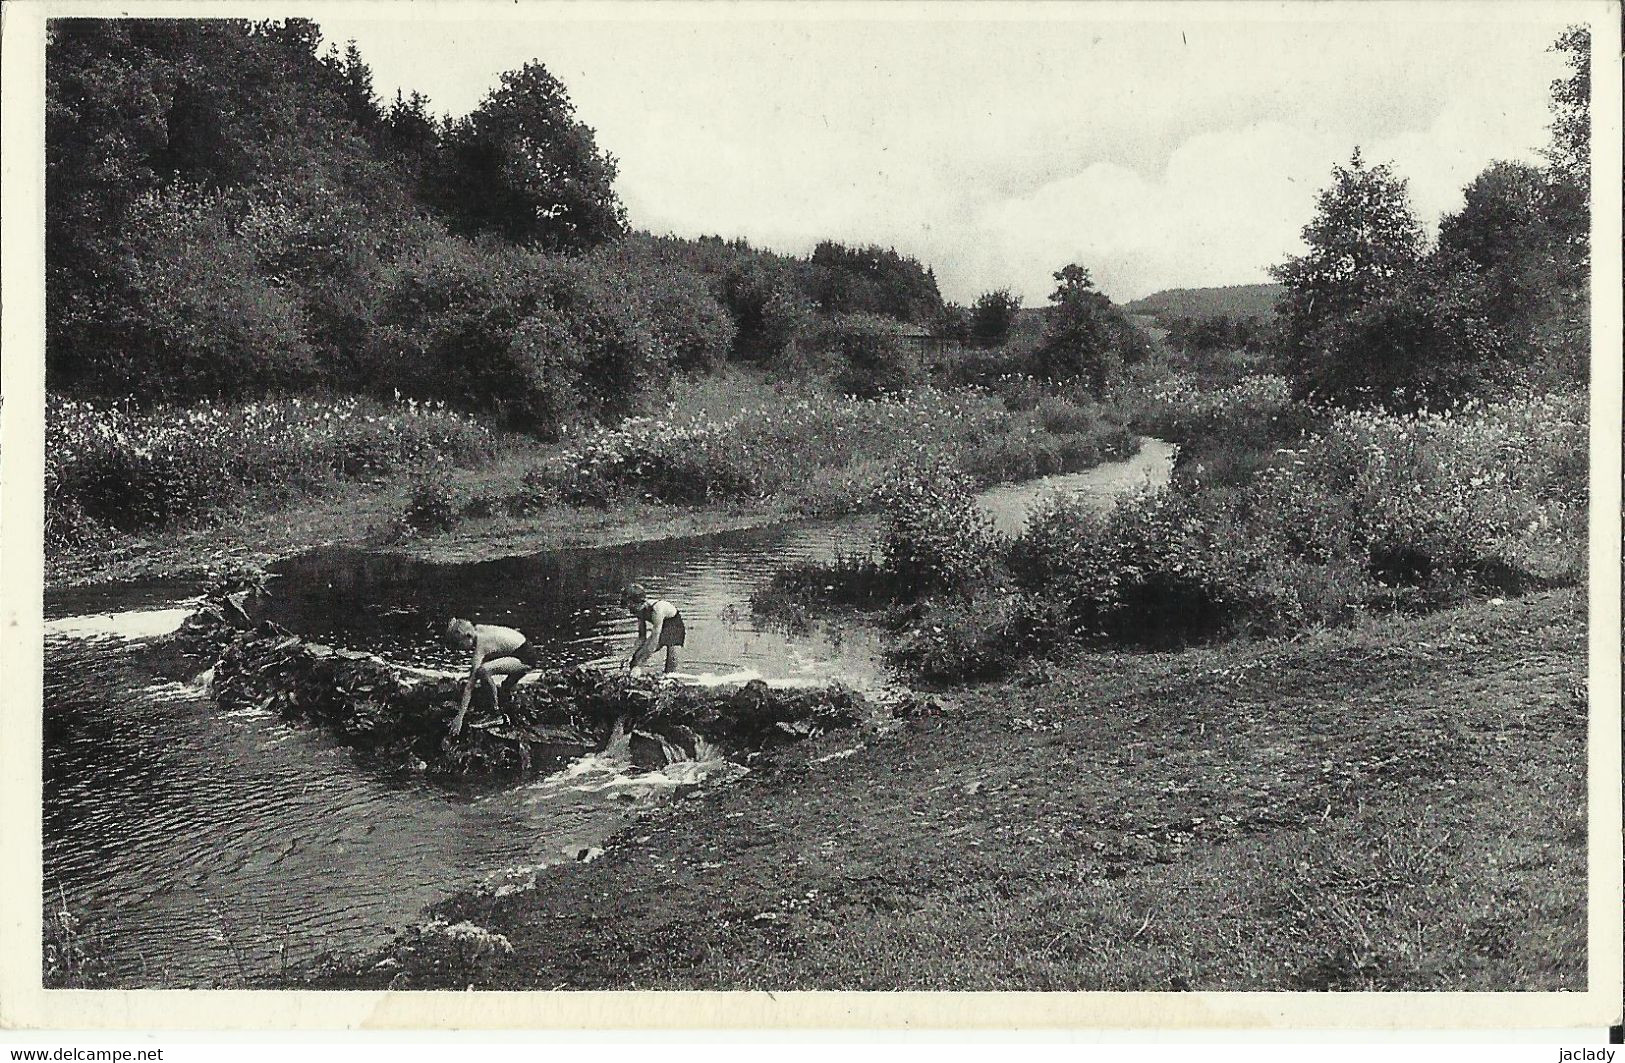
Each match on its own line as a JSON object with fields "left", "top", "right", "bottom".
{"left": 318, "top": 3, "right": 1582, "bottom": 305}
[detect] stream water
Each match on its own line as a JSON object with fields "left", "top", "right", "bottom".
{"left": 41, "top": 439, "right": 1173, "bottom": 985}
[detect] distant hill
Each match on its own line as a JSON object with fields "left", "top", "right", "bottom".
{"left": 1124, "top": 283, "right": 1284, "bottom": 321}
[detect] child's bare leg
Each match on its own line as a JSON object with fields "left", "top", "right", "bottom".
{"left": 499, "top": 669, "right": 529, "bottom": 707}
{"left": 663, "top": 645, "right": 680, "bottom": 674}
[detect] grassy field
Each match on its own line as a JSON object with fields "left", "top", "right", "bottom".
{"left": 306, "top": 586, "right": 1585, "bottom": 991}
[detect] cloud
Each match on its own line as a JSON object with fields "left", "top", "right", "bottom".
{"left": 322, "top": 10, "right": 1576, "bottom": 305}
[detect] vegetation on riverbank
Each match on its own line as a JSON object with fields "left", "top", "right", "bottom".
{"left": 416, "top": 374, "right": 1138, "bottom": 527}
{"left": 42, "top": 370, "right": 1139, "bottom": 585}
{"left": 45, "top": 394, "right": 499, "bottom": 552}
{"left": 759, "top": 377, "right": 1585, "bottom": 683}
{"left": 302, "top": 587, "right": 1585, "bottom": 991}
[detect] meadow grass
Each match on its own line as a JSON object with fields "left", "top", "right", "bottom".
{"left": 468, "top": 372, "right": 1138, "bottom": 519}
{"left": 304, "top": 588, "right": 1584, "bottom": 991}
{"left": 46, "top": 394, "right": 498, "bottom": 550}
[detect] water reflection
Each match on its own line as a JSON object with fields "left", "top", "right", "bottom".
{"left": 262, "top": 516, "right": 893, "bottom": 688}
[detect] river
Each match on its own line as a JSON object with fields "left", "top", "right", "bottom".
{"left": 41, "top": 439, "right": 1173, "bottom": 986}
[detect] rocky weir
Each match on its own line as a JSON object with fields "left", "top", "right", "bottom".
{"left": 160, "top": 583, "right": 924, "bottom": 784}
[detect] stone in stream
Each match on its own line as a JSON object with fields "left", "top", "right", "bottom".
{"left": 160, "top": 585, "right": 914, "bottom": 783}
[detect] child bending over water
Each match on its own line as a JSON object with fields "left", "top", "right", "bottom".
{"left": 622, "top": 584, "right": 685, "bottom": 675}
{"left": 441, "top": 617, "right": 546, "bottom": 740}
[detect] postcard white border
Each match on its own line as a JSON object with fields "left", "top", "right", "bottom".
{"left": 2, "top": 0, "right": 1619, "bottom": 1034}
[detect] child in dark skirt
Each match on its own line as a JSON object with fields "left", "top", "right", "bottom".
{"left": 621, "top": 584, "right": 685, "bottom": 674}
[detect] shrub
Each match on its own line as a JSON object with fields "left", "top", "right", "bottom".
{"left": 509, "top": 385, "right": 1146, "bottom": 518}
{"left": 370, "top": 234, "right": 546, "bottom": 407}
{"left": 1252, "top": 392, "right": 1587, "bottom": 592}
{"left": 643, "top": 272, "right": 737, "bottom": 373}
{"left": 752, "top": 553, "right": 895, "bottom": 629}
{"left": 507, "top": 257, "right": 664, "bottom": 431}
{"left": 400, "top": 477, "right": 459, "bottom": 534}
{"left": 829, "top": 317, "right": 924, "bottom": 398}
{"left": 876, "top": 456, "right": 1000, "bottom": 595}
{"left": 1006, "top": 388, "right": 1585, "bottom": 650}
{"left": 1011, "top": 488, "right": 1241, "bottom": 647}
{"left": 589, "top": 242, "right": 739, "bottom": 374}
{"left": 1034, "top": 394, "right": 1107, "bottom": 436}
{"left": 889, "top": 586, "right": 1061, "bottom": 682}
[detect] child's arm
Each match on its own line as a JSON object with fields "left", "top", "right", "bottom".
{"left": 451, "top": 641, "right": 485, "bottom": 734}
{"left": 629, "top": 617, "right": 649, "bottom": 668}
{"left": 631, "top": 606, "right": 669, "bottom": 669}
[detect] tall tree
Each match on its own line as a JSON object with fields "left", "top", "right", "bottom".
{"left": 1269, "top": 150, "right": 1427, "bottom": 396}
{"left": 1033, "top": 265, "right": 1145, "bottom": 393}
{"left": 1540, "top": 25, "right": 1590, "bottom": 375}
{"left": 328, "top": 40, "right": 382, "bottom": 132}
{"left": 433, "top": 61, "right": 626, "bottom": 251}
{"left": 1543, "top": 26, "right": 1590, "bottom": 192}
{"left": 805, "top": 241, "right": 945, "bottom": 323}
{"left": 1437, "top": 162, "right": 1558, "bottom": 337}
{"left": 969, "top": 289, "right": 1021, "bottom": 347}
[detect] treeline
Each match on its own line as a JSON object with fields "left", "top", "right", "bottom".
{"left": 45, "top": 18, "right": 948, "bottom": 433}
{"left": 1270, "top": 30, "right": 1590, "bottom": 408}
{"left": 1161, "top": 314, "right": 1268, "bottom": 356}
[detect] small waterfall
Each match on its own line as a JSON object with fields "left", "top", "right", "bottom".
{"left": 647, "top": 731, "right": 689, "bottom": 764}
{"left": 601, "top": 715, "right": 632, "bottom": 759}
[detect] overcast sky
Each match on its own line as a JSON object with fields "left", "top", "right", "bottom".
{"left": 318, "top": 4, "right": 1581, "bottom": 305}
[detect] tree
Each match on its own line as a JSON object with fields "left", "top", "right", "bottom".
{"left": 804, "top": 241, "right": 945, "bottom": 324}
{"left": 1544, "top": 26, "right": 1590, "bottom": 192}
{"left": 1269, "top": 150, "right": 1427, "bottom": 398}
{"left": 433, "top": 61, "right": 626, "bottom": 251}
{"left": 1438, "top": 162, "right": 1559, "bottom": 338}
{"left": 327, "top": 40, "right": 382, "bottom": 133}
{"left": 45, "top": 18, "right": 389, "bottom": 395}
{"left": 969, "top": 289, "right": 1021, "bottom": 347}
{"left": 1540, "top": 25, "right": 1590, "bottom": 375}
{"left": 935, "top": 302, "right": 972, "bottom": 345}
{"left": 1314, "top": 252, "right": 1508, "bottom": 407}
{"left": 1032, "top": 265, "right": 1146, "bottom": 393}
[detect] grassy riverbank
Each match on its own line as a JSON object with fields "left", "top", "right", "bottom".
{"left": 303, "top": 586, "right": 1586, "bottom": 991}
{"left": 45, "top": 371, "right": 1138, "bottom": 590}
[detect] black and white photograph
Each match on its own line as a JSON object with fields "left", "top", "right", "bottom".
{"left": 2, "top": 0, "right": 1620, "bottom": 1034}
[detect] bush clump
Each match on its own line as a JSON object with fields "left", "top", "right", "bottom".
{"left": 825, "top": 314, "right": 924, "bottom": 398}
{"left": 399, "top": 478, "right": 460, "bottom": 535}
{"left": 1009, "top": 390, "right": 1586, "bottom": 647}
{"left": 888, "top": 586, "right": 1062, "bottom": 682}
{"left": 876, "top": 456, "right": 1001, "bottom": 596}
